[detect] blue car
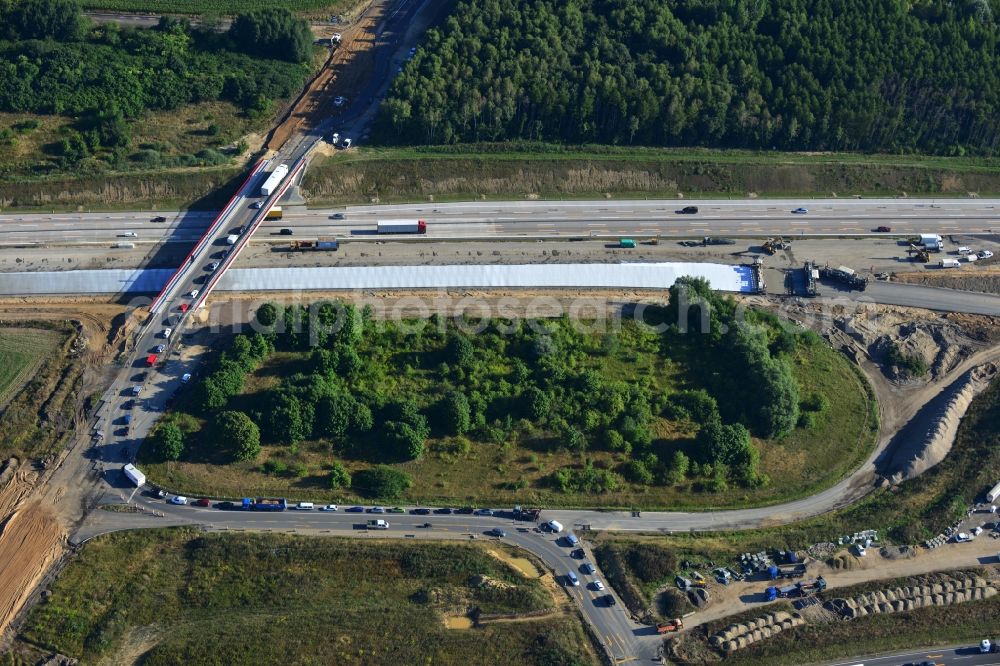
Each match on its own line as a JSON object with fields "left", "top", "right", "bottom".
{"left": 346, "top": 506, "right": 364, "bottom": 513}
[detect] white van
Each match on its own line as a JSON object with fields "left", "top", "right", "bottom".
{"left": 546, "top": 520, "right": 564, "bottom": 533}
{"left": 566, "top": 571, "right": 580, "bottom": 586}
{"left": 939, "top": 259, "right": 960, "bottom": 269}
{"left": 958, "top": 246, "right": 972, "bottom": 255}
{"left": 295, "top": 502, "right": 314, "bottom": 510}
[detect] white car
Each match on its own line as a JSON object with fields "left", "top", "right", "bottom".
{"left": 592, "top": 580, "right": 605, "bottom": 591}
{"left": 155, "top": 344, "right": 166, "bottom": 353}
{"left": 189, "top": 290, "right": 199, "bottom": 298}
{"left": 333, "top": 96, "right": 347, "bottom": 107}
{"left": 320, "top": 504, "right": 338, "bottom": 512}
{"left": 978, "top": 250, "right": 994, "bottom": 259}
{"left": 981, "top": 639, "right": 992, "bottom": 653}
{"left": 209, "top": 262, "right": 219, "bottom": 271}
{"left": 131, "top": 385, "right": 142, "bottom": 395}
{"left": 121, "top": 231, "right": 138, "bottom": 237}
{"left": 972, "top": 526, "right": 984, "bottom": 536}
{"left": 251, "top": 201, "right": 263, "bottom": 209}
{"left": 162, "top": 328, "right": 172, "bottom": 338}
{"left": 181, "top": 373, "right": 192, "bottom": 383}
{"left": 953, "top": 532, "right": 974, "bottom": 543}
{"left": 330, "top": 132, "right": 340, "bottom": 145}
{"left": 341, "top": 138, "right": 352, "bottom": 149}
{"left": 331, "top": 32, "right": 342, "bottom": 42}
{"left": 169, "top": 496, "right": 188, "bottom": 505}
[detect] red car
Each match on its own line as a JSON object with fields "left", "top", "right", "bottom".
{"left": 193, "top": 498, "right": 211, "bottom": 507}
{"left": 179, "top": 303, "right": 190, "bottom": 313}
{"left": 874, "top": 226, "right": 891, "bottom": 232}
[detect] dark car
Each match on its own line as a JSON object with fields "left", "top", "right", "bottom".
{"left": 122, "top": 400, "right": 134, "bottom": 410}
{"left": 214, "top": 501, "right": 238, "bottom": 510}
{"left": 346, "top": 506, "right": 365, "bottom": 513}
{"left": 151, "top": 215, "right": 167, "bottom": 223}
{"left": 433, "top": 507, "right": 454, "bottom": 514}
{"left": 676, "top": 205, "right": 699, "bottom": 214}
{"left": 456, "top": 507, "right": 475, "bottom": 514}
{"left": 603, "top": 594, "right": 616, "bottom": 606}
{"left": 571, "top": 548, "right": 585, "bottom": 559}
{"left": 279, "top": 228, "right": 293, "bottom": 235}
{"left": 419, "top": 522, "right": 433, "bottom": 528}
{"left": 874, "top": 226, "right": 892, "bottom": 232}
{"left": 411, "top": 508, "right": 431, "bottom": 515}
{"left": 193, "top": 498, "right": 211, "bottom": 507}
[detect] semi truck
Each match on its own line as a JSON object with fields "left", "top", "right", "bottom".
{"left": 290, "top": 237, "right": 339, "bottom": 251}
{"left": 376, "top": 219, "right": 426, "bottom": 234}
{"left": 367, "top": 519, "right": 389, "bottom": 529}
{"left": 260, "top": 163, "right": 289, "bottom": 197}
{"left": 919, "top": 233, "right": 943, "bottom": 251}
{"left": 265, "top": 206, "right": 283, "bottom": 220}
{"left": 244, "top": 497, "right": 287, "bottom": 511}
{"left": 122, "top": 464, "right": 145, "bottom": 487}
{"left": 819, "top": 265, "right": 868, "bottom": 291}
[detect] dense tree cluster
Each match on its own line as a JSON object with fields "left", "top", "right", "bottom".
{"left": 374, "top": 0, "right": 1000, "bottom": 155}
{"left": 174, "top": 293, "right": 816, "bottom": 493}
{"left": 0, "top": 0, "right": 311, "bottom": 162}
{"left": 228, "top": 8, "right": 313, "bottom": 64}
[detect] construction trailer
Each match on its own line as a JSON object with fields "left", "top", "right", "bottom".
{"left": 803, "top": 261, "right": 819, "bottom": 297}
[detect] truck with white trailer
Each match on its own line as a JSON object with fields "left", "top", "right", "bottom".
{"left": 376, "top": 219, "right": 426, "bottom": 234}
{"left": 987, "top": 481, "right": 1000, "bottom": 503}
{"left": 122, "top": 464, "right": 145, "bottom": 487}
{"left": 920, "top": 233, "right": 943, "bottom": 251}
{"left": 260, "top": 163, "right": 289, "bottom": 197}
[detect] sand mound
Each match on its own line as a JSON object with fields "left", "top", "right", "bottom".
{"left": 886, "top": 362, "right": 999, "bottom": 483}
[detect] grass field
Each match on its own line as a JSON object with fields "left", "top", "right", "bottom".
{"left": 78, "top": 0, "right": 353, "bottom": 15}
{"left": 18, "top": 529, "right": 596, "bottom": 666}
{"left": 141, "top": 320, "right": 875, "bottom": 511}
{"left": 0, "top": 328, "right": 65, "bottom": 409}
{"left": 303, "top": 143, "right": 1000, "bottom": 204}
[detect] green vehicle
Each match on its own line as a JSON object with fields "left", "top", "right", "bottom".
{"left": 619, "top": 238, "right": 636, "bottom": 248}
{"left": 388, "top": 506, "right": 405, "bottom": 514}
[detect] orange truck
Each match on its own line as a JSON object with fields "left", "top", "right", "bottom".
{"left": 656, "top": 618, "right": 683, "bottom": 633}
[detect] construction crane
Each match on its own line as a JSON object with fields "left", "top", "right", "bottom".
{"left": 906, "top": 244, "right": 930, "bottom": 262}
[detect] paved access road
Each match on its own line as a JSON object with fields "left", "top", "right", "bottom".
{"left": 111, "top": 494, "right": 660, "bottom": 663}
{"left": 822, "top": 643, "right": 1000, "bottom": 666}
{"left": 2, "top": 198, "right": 999, "bottom": 245}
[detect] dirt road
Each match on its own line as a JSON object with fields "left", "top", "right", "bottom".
{"left": 687, "top": 537, "right": 1000, "bottom": 628}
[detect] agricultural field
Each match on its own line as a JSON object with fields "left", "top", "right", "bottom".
{"left": 140, "top": 288, "right": 876, "bottom": 509}
{"left": 16, "top": 528, "right": 596, "bottom": 666}
{"left": 0, "top": 328, "right": 64, "bottom": 410}
{"left": 302, "top": 144, "right": 1000, "bottom": 205}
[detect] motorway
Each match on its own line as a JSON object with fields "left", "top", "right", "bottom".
{"left": 30, "top": 3, "right": 998, "bottom": 665}
{"left": 2, "top": 198, "right": 1000, "bottom": 245}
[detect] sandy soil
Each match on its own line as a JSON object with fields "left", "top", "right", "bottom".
{"left": 486, "top": 548, "right": 543, "bottom": 579}
{"left": 0, "top": 302, "right": 135, "bottom": 645}
{"left": 267, "top": 0, "right": 386, "bottom": 150}
{"left": 686, "top": 537, "right": 1000, "bottom": 629}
